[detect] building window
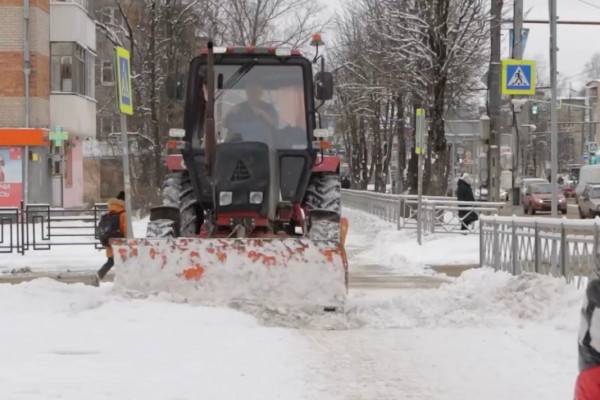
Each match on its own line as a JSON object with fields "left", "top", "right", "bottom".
{"left": 99, "top": 116, "right": 115, "bottom": 139}
{"left": 101, "top": 60, "right": 114, "bottom": 86}
{"left": 51, "top": 42, "right": 94, "bottom": 97}
{"left": 86, "top": 51, "right": 95, "bottom": 97}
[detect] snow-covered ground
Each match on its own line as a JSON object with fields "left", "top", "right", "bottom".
{"left": 0, "top": 208, "right": 584, "bottom": 399}
{"left": 346, "top": 208, "right": 479, "bottom": 274}
{"left": 0, "top": 279, "right": 314, "bottom": 400}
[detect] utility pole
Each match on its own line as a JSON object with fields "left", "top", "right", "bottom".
{"left": 511, "top": 0, "right": 523, "bottom": 205}
{"left": 115, "top": 47, "right": 134, "bottom": 237}
{"left": 513, "top": 0, "right": 523, "bottom": 59}
{"left": 488, "top": 0, "right": 503, "bottom": 202}
{"left": 549, "top": 0, "right": 559, "bottom": 217}
{"left": 416, "top": 108, "right": 427, "bottom": 246}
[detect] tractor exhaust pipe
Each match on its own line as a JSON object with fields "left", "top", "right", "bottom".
{"left": 204, "top": 41, "right": 216, "bottom": 177}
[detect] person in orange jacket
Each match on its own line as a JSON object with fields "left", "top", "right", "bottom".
{"left": 96, "top": 191, "right": 127, "bottom": 282}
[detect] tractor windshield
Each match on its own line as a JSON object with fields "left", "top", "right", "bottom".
{"left": 210, "top": 64, "right": 308, "bottom": 150}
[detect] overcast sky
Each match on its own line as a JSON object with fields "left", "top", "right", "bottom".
{"left": 518, "top": 0, "right": 600, "bottom": 89}
{"left": 324, "top": 0, "right": 600, "bottom": 90}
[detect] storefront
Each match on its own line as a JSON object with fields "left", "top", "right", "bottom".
{"left": 0, "top": 128, "right": 51, "bottom": 207}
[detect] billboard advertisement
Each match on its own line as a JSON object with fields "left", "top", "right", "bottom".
{"left": 0, "top": 147, "right": 23, "bottom": 207}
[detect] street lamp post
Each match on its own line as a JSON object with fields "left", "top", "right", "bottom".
{"left": 549, "top": 0, "right": 559, "bottom": 217}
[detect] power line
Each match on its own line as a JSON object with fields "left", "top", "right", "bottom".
{"left": 578, "top": 0, "right": 600, "bottom": 11}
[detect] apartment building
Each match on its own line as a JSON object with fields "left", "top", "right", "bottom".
{"left": 0, "top": 0, "right": 96, "bottom": 207}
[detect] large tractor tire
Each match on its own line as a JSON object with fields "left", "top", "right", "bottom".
{"left": 305, "top": 172, "right": 341, "bottom": 214}
{"left": 304, "top": 172, "right": 341, "bottom": 242}
{"left": 146, "top": 171, "right": 201, "bottom": 238}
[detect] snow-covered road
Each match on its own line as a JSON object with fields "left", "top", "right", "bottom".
{"left": 0, "top": 208, "right": 584, "bottom": 399}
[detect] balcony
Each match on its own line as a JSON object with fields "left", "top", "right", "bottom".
{"left": 50, "top": 1, "right": 96, "bottom": 52}
{"left": 50, "top": 94, "right": 96, "bottom": 137}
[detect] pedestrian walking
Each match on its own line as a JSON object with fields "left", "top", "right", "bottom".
{"left": 341, "top": 175, "right": 351, "bottom": 189}
{"left": 95, "top": 191, "right": 127, "bottom": 283}
{"left": 456, "top": 173, "right": 477, "bottom": 231}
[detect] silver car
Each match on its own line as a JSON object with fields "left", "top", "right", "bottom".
{"left": 578, "top": 184, "right": 600, "bottom": 219}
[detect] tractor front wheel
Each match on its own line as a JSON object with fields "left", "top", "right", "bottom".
{"left": 146, "top": 171, "right": 201, "bottom": 238}
{"left": 304, "top": 172, "right": 341, "bottom": 242}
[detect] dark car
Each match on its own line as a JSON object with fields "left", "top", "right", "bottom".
{"left": 522, "top": 182, "right": 567, "bottom": 215}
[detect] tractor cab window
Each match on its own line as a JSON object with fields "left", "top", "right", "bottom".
{"left": 201, "top": 64, "right": 307, "bottom": 150}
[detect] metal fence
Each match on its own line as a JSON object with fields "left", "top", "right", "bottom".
{"left": 0, "top": 203, "right": 108, "bottom": 254}
{"left": 480, "top": 215, "right": 600, "bottom": 285}
{"left": 342, "top": 189, "right": 504, "bottom": 234}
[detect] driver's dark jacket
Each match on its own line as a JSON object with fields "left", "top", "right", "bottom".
{"left": 224, "top": 101, "right": 278, "bottom": 142}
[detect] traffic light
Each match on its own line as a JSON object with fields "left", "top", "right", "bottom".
{"left": 531, "top": 104, "right": 538, "bottom": 115}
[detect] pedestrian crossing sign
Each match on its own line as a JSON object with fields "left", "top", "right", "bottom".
{"left": 501, "top": 59, "right": 536, "bottom": 96}
{"left": 115, "top": 47, "right": 133, "bottom": 115}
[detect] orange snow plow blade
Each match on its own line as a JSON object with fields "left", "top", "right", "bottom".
{"left": 111, "top": 238, "right": 348, "bottom": 309}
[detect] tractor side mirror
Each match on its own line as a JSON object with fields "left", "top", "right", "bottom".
{"left": 166, "top": 73, "right": 186, "bottom": 102}
{"left": 315, "top": 72, "right": 333, "bottom": 101}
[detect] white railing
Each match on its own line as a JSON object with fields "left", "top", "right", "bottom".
{"left": 480, "top": 215, "right": 600, "bottom": 285}
{"left": 341, "top": 189, "right": 504, "bottom": 234}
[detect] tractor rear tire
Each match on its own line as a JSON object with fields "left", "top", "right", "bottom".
{"left": 146, "top": 171, "right": 200, "bottom": 238}
{"left": 305, "top": 173, "right": 341, "bottom": 214}
{"left": 305, "top": 173, "right": 341, "bottom": 242}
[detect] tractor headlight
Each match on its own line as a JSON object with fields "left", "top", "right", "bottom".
{"left": 219, "top": 191, "right": 233, "bottom": 206}
{"left": 249, "top": 191, "right": 263, "bottom": 204}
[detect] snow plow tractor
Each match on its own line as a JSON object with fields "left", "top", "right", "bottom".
{"left": 111, "top": 41, "right": 348, "bottom": 310}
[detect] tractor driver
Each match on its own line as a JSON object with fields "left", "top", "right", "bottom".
{"left": 224, "top": 81, "right": 279, "bottom": 143}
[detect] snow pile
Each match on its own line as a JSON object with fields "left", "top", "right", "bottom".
{"left": 344, "top": 208, "right": 479, "bottom": 274}
{"left": 238, "top": 267, "right": 583, "bottom": 332}
{"left": 349, "top": 268, "right": 583, "bottom": 330}
{"left": 0, "top": 279, "right": 314, "bottom": 400}
{"left": 112, "top": 237, "right": 347, "bottom": 309}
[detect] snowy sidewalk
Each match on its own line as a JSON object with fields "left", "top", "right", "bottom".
{"left": 0, "top": 207, "right": 586, "bottom": 399}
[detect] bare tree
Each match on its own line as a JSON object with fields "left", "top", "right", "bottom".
{"left": 214, "top": 0, "right": 327, "bottom": 47}
{"left": 96, "top": 0, "right": 208, "bottom": 208}
{"left": 584, "top": 52, "right": 600, "bottom": 81}
{"left": 333, "top": 0, "right": 489, "bottom": 195}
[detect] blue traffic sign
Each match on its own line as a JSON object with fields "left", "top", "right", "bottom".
{"left": 115, "top": 47, "right": 133, "bottom": 115}
{"left": 501, "top": 59, "right": 536, "bottom": 96}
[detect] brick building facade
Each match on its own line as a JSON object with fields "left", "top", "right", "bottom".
{"left": 0, "top": 0, "right": 50, "bottom": 128}
{"left": 0, "top": 0, "right": 97, "bottom": 207}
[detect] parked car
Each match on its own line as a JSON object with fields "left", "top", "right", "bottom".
{"left": 522, "top": 182, "right": 567, "bottom": 215}
{"left": 578, "top": 183, "right": 600, "bottom": 218}
{"left": 576, "top": 165, "right": 600, "bottom": 200}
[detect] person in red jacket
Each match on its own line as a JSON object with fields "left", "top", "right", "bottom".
{"left": 575, "top": 278, "right": 600, "bottom": 399}
{"left": 95, "top": 191, "right": 127, "bottom": 283}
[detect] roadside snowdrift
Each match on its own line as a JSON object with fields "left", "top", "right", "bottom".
{"left": 345, "top": 208, "right": 479, "bottom": 273}
{"left": 349, "top": 267, "right": 582, "bottom": 330}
